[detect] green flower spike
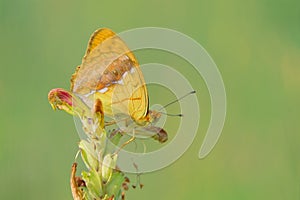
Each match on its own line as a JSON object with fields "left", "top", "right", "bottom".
{"left": 48, "top": 88, "right": 127, "bottom": 200}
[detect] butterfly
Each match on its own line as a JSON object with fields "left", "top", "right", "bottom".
{"left": 70, "top": 28, "right": 167, "bottom": 143}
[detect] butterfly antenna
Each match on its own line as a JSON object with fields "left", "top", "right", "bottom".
{"left": 159, "top": 90, "right": 196, "bottom": 111}
{"left": 159, "top": 112, "right": 183, "bottom": 117}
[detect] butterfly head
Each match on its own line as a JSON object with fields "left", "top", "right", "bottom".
{"left": 146, "top": 110, "right": 162, "bottom": 124}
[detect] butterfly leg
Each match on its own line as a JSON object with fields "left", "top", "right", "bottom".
{"left": 113, "top": 129, "right": 136, "bottom": 155}
{"left": 105, "top": 117, "right": 131, "bottom": 127}
{"left": 105, "top": 120, "right": 117, "bottom": 126}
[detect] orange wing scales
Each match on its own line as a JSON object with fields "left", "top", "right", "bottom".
{"left": 71, "top": 28, "right": 149, "bottom": 124}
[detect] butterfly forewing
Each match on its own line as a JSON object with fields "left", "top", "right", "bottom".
{"left": 71, "top": 28, "right": 149, "bottom": 124}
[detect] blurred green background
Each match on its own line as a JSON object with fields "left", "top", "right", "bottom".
{"left": 1, "top": 0, "right": 299, "bottom": 199}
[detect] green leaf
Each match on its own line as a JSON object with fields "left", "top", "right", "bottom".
{"left": 101, "top": 154, "right": 117, "bottom": 183}
{"left": 82, "top": 169, "right": 103, "bottom": 199}
{"left": 79, "top": 140, "right": 99, "bottom": 171}
{"left": 105, "top": 171, "right": 125, "bottom": 197}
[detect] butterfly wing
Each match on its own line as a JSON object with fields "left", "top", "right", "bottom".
{"left": 71, "top": 28, "right": 149, "bottom": 124}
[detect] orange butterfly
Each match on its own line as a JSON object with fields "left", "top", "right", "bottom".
{"left": 70, "top": 28, "right": 167, "bottom": 143}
